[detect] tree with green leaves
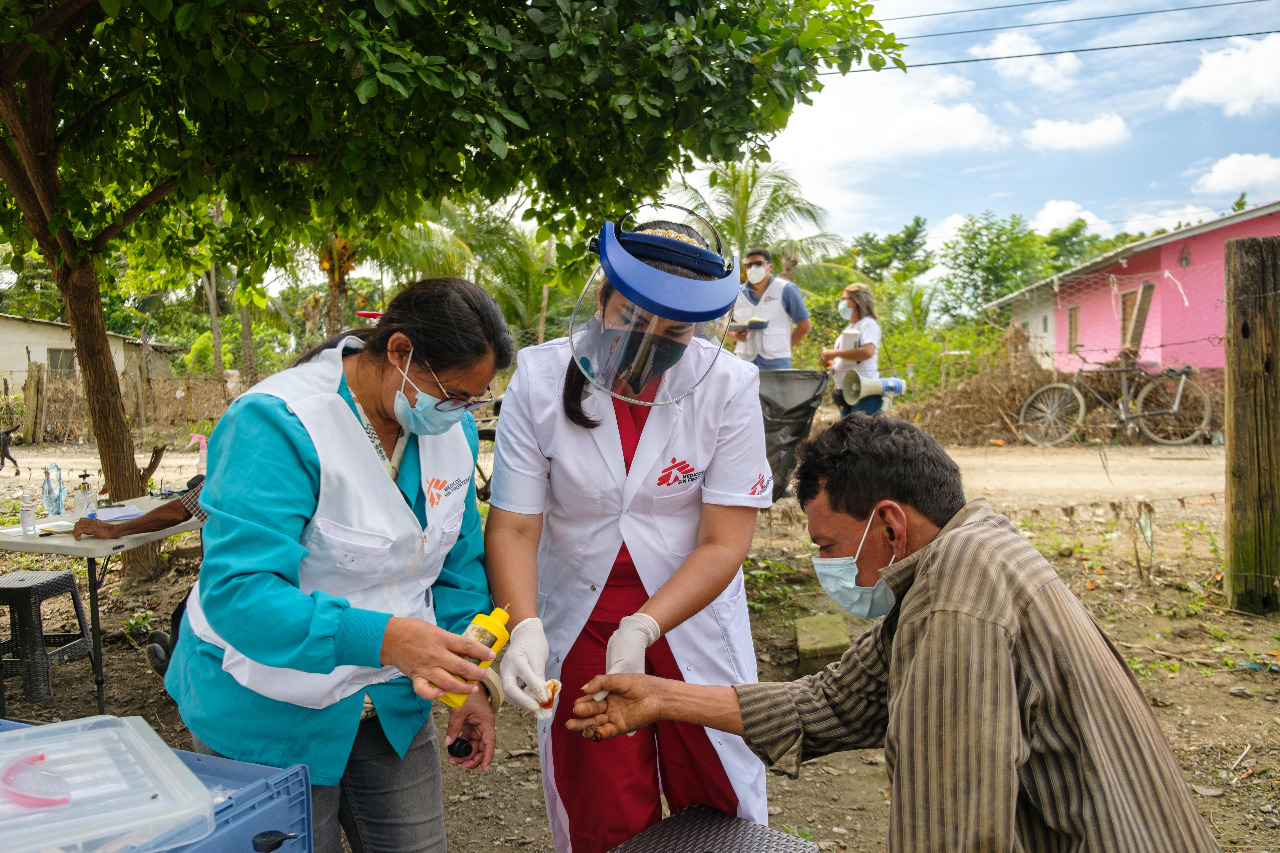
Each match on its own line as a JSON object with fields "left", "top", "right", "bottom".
{"left": 937, "top": 211, "right": 1050, "bottom": 321}
{"left": 0, "top": 1, "right": 900, "bottom": 568}
{"left": 677, "top": 158, "right": 844, "bottom": 277}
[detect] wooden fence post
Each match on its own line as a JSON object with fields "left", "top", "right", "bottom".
{"left": 1224, "top": 237, "right": 1280, "bottom": 613}
{"left": 21, "top": 362, "right": 45, "bottom": 445}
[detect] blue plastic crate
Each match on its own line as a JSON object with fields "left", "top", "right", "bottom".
{"left": 169, "top": 751, "right": 311, "bottom": 853}
{"left": 0, "top": 719, "right": 312, "bottom": 853}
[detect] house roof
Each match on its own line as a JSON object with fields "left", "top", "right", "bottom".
{"left": 983, "top": 199, "right": 1280, "bottom": 311}
{"left": 0, "top": 312, "right": 184, "bottom": 351}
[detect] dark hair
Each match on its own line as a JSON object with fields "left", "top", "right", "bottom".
{"left": 298, "top": 277, "right": 514, "bottom": 374}
{"left": 746, "top": 247, "right": 771, "bottom": 264}
{"left": 793, "top": 414, "right": 965, "bottom": 528}
{"left": 562, "top": 220, "right": 714, "bottom": 429}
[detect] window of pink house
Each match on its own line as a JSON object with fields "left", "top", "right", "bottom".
{"left": 1068, "top": 306, "right": 1080, "bottom": 353}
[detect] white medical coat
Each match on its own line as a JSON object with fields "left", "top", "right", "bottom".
{"left": 491, "top": 336, "right": 773, "bottom": 842}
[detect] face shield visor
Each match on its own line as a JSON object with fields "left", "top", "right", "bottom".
{"left": 569, "top": 206, "right": 739, "bottom": 406}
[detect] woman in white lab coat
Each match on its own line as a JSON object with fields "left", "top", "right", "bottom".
{"left": 485, "top": 207, "right": 772, "bottom": 853}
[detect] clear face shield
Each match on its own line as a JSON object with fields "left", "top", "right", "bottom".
{"left": 568, "top": 204, "right": 740, "bottom": 406}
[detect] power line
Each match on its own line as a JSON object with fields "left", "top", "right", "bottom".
{"left": 830, "top": 29, "right": 1280, "bottom": 72}
{"left": 882, "top": 0, "right": 1082, "bottom": 22}
{"left": 903, "top": 0, "right": 1276, "bottom": 40}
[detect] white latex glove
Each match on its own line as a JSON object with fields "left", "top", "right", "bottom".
{"left": 501, "top": 617, "right": 554, "bottom": 720}
{"left": 595, "top": 613, "right": 662, "bottom": 701}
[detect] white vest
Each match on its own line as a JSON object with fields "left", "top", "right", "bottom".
{"left": 491, "top": 338, "right": 770, "bottom": 838}
{"left": 732, "top": 277, "right": 792, "bottom": 361}
{"left": 186, "top": 339, "right": 474, "bottom": 709}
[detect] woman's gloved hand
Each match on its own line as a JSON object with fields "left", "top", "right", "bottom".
{"left": 595, "top": 613, "right": 661, "bottom": 700}
{"left": 501, "top": 617, "right": 554, "bottom": 719}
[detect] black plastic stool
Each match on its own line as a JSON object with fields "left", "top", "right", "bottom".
{"left": 0, "top": 571, "right": 93, "bottom": 704}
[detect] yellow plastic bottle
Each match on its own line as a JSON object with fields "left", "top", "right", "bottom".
{"left": 439, "top": 607, "right": 510, "bottom": 708}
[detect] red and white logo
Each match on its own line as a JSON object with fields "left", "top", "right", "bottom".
{"left": 748, "top": 473, "right": 772, "bottom": 496}
{"left": 426, "top": 477, "right": 448, "bottom": 507}
{"left": 656, "top": 457, "right": 702, "bottom": 487}
{"left": 425, "top": 475, "right": 471, "bottom": 507}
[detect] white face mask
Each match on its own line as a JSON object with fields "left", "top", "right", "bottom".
{"left": 838, "top": 301, "right": 853, "bottom": 321}
{"left": 746, "top": 265, "right": 768, "bottom": 285}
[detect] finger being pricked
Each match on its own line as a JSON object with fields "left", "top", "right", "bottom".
{"left": 565, "top": 715, "right": 624, "bottom": 742}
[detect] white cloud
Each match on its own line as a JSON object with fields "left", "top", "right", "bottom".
{"left": 970, "top": 34, "right": 1081, "bottom": 91}
{"left": 767, "top": 70, "right": 1009, "bottom": 233}
{"left": 1167, "top": 34, "right": 1280, "bottom": 116}
{"left": 1023, "top": 114, "right": 1131, "bottom": 151}
{"left": 928, "top": 213, "right": 968, "bottom": 252}
{"left": 1191, "top": 153, "right": 1280, "bottom": 200}
{"left": 1031, "top": 200, "right": 1112, "bottom": 236}
{"left": 1121, "top": 204, "right": 1219, "bottom": 235}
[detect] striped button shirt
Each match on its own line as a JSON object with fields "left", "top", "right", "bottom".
{"left": 736, "top": 499, "right": 1220, "bottom": 852}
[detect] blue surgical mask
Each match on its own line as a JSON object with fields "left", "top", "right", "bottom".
{"left": 811, "top": 515, "right": 896, "bottom": 619}
{"left": 838, "top": 301, "right": 853, "bottom": 321}
{"left": 392, "top": 347, "right": 467, "bottom": 436}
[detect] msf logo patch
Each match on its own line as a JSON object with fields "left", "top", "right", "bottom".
{"left": 748, "top": 473, "right": 773, "bottom": 496}
{"left": 656, "top": 457, "right": 703, "bottom": 488}
{"left": 426, "top": 475, "right": 471, "bottom": 507}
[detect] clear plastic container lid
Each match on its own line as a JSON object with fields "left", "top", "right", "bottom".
{"left": 0, "top": 716, "right": 214, "bottom": 853}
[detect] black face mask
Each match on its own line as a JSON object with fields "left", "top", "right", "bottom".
{"left": 594, "top": 328, "right": 687, "bottom": 393}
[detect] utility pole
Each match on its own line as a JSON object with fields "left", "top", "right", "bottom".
{"left": 1223, "top": 237, "right": 1280, "bottom": 613}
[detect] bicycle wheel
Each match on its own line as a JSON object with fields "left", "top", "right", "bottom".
{"left": 1020, "top": 383, "right": 1085, "bottom": 446}
{"left": 1136, "top": 377, "right": 1210, "bottom": 445}
{"left": 474, "top": 427, "right": 496, "bottom": 503}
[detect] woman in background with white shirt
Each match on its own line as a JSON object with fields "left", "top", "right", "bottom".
{"left": 820, "top": 283, "right": 883, "bottom": 417}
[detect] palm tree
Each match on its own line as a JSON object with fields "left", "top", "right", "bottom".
{"left": 676, "top": 159, "right": 844, "bottom": 277}
{"left": 370, "top": 198, "right": 577, "bottom": 336}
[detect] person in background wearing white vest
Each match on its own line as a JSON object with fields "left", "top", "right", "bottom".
{"left": 165, "top": 279, "right": 514, "bottom": 853}
{"left": 484, "top": 206, "right": 774, "bottom": 853}
{"left": 729, "top": 247, "right": 811, "bottom": 370}
{"left": 820, "top": 283, "right": 884, "bottom": 417}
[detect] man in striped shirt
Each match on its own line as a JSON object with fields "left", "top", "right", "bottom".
{"left": 570, "top": 414, "right": 1220, "bottom": 851}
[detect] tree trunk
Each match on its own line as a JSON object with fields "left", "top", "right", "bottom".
{"left": 202, "top": 267, "right": 224, "bottom": 377}
{"left": 239, "top": 298, "right": 256, "bottom": 382}
{"left": 781, "top": 254, "right": 800, "bottom": 281}
{"left": 56, "top": 261, "right": 164, "bottom": 578}
{"left": 321, "top": 236, "right": 355, "bottom": 336}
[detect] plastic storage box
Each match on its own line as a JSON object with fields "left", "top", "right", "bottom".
{"left": 168, "top": 750, "right": 312, "bottom": 853}
{"left": 0, "top": 716, "right": 215, "bottom": 853}
{"left": 0, "top": 719, "right": 312, "bottom": 853}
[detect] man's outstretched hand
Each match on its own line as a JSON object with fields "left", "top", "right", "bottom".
{"left": 567, "top": 674, "right": 669, "bottom": 741}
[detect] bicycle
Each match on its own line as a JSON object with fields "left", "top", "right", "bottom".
{"left": 1020, "top": 352, "right": 1211, "bottom": 447}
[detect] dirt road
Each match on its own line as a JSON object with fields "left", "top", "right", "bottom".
{"left": 0, "top": 442, "right": 1228, "bottom": 507}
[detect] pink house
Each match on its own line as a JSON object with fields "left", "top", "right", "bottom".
{"left": 988, "top": 200, "right": 1280, "bottom": 377}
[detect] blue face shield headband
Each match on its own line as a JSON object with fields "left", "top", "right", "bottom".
{"left": 590, "top": 221, "right": 740, "bottom": 323}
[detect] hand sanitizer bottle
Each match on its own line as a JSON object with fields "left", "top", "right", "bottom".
{"left": 73, "top": 472, "right": 97, "bottom": 520}
{"left": 19, "top": 493, "right": 36, "bottom": 535}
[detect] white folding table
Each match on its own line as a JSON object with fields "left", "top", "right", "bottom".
{"left": 0, "top": 496, "right": 203, "bottom": 715}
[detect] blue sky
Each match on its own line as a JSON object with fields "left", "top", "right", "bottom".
{"left": 766, "top": 0, "right": 1280, "bottom": 249}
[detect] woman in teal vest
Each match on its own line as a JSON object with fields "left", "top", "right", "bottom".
{"left": 167, "top": 278, "right": 514, "bottom": 853}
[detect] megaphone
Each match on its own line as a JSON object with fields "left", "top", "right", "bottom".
{"left": 842, "top": 373, "right": 907, "bottom": 405}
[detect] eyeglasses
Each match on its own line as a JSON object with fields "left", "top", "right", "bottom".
{"left": 745, "top": 261, "right": 767, "bottom": 269}
{"left": 424, "top": 361, "right": 494, "bottom": 413}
